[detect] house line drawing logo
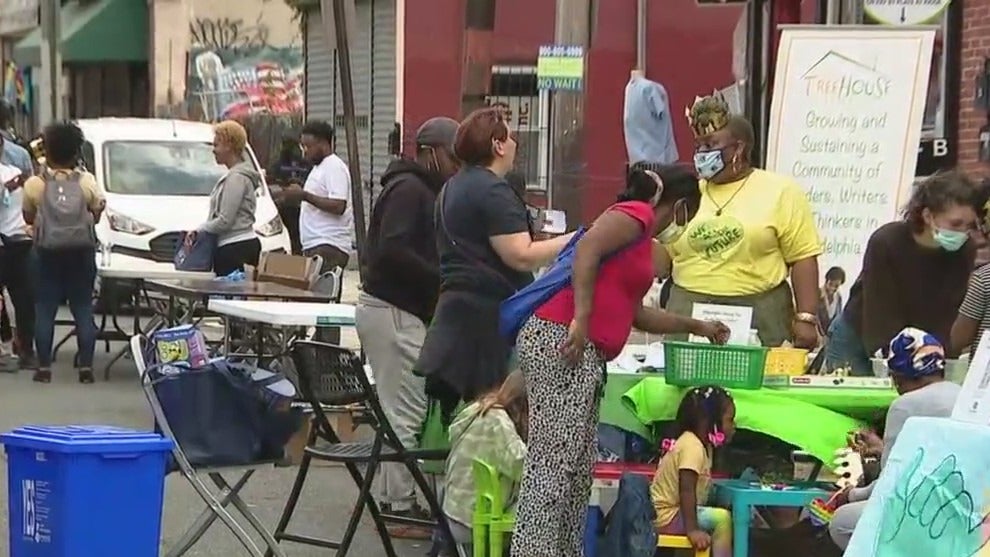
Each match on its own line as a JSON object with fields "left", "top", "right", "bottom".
{"left": 801, "top": 50, "right": 892, "bottom": 100}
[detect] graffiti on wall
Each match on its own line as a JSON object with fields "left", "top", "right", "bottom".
{"left": 186, "top": 12, "right": 303, "bottom": 122}
{"left": 190, "top": 17, "right": 271, "bottom": 52}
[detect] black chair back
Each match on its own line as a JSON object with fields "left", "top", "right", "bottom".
{"left": 288, "top": 340, "right": 405, "bottom": 450}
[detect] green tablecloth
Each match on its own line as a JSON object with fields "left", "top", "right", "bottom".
{"left": 762, "top": 386, "right": 896, "bottom": 421}
{"left": 597, "top": 372, "right": 897, "bottom": 466}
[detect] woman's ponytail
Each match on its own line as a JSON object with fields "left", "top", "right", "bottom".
{"left": 618, "top": 162, "right": 661, "bottom": 203}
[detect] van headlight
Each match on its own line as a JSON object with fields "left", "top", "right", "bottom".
{"left": 256, "top": 216, "right": 285, "bottom": 237}
{"left": 107, "top": 210, "right": 155, "bottom": 235}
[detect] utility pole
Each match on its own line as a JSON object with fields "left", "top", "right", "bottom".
{"left": 39, "top": 0, "right": 63, "bottom": 123}
{"left": 744, "top": 0, "right": 765, "bottom": 166}
{"left": 549, "top": 0, "right": 591, "bottom": 225}
{"left": 636, "top": 0, "right": 647, "bottom": 71}
{"left": 319, "top": 0, "right": 367, "bottom": 266}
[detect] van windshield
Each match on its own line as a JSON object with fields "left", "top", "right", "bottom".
{"left": 102, "top": 141, "right": 253, "bottom": 196}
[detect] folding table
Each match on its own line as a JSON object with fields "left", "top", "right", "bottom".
{"left": 54, "top": 260, "right": 213, "bottom": 379}
{"left": 146, "top": 278, "right": 332, "bottom": 327}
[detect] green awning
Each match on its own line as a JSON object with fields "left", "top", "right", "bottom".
{"left": 13, "top": 0, "right": 148, "bottom": 67}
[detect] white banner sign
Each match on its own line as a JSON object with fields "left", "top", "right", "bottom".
{"left": 766, "top": 26, "right": 935, "bottom": 286}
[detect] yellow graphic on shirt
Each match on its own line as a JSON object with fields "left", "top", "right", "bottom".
{"left": 685, "top": 214, "right": 744, "bottom": 260}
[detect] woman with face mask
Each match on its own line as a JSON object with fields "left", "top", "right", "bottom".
{"left": 510, "top": 163, "right": 730, "bottom": 557}
{"left": 655, "top": 94, "right": 824, "bottom": 349}
{"left": 828, "top": 170, "right": 981, "bottom": 376}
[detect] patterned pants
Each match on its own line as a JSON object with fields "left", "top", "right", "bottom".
{"left": 659, "top": 507, "right": 733, "bottom": 557}
{"left": 511, "top": 316, "right": 605, "bottom": 557}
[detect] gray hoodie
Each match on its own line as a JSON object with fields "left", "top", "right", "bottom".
{"left": 200, "top": 160, "right": 259, "bottom": 245}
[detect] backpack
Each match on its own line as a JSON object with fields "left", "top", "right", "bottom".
{"left": 597, "top": 472, "right": 658, "bottom": 557}
{"left": 36, "top": 171, "right": 96, "bottom": 250}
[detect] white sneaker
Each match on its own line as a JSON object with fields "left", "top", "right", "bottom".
{"left": 0, "top": 341, "right": 12, "bottom": 358}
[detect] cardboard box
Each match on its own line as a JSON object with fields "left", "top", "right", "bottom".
{"left": 253, "top": 252, "right": 320, "bottom": 290}
{"left": 282, "top": 415, "right": 313, "bottom": 466}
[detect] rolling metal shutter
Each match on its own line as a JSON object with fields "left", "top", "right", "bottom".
{"left": 303, "top": 0, "right": 396, "bottom": 219}
{"left": 304, "top": 10, "right": 335, "bottom": 122}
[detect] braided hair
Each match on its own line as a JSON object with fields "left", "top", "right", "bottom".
{"left": 665, "top": 385, "right": 733, "bottom": 453}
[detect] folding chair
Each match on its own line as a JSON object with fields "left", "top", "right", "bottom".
{"left": 269, "top": 340, "right": 457, "bottom": 557}
{"left": 130, "top": 335, "right": 288, "bottom": 557}
{"left": 312, "top": 265, "right": 344, "bottom": 303}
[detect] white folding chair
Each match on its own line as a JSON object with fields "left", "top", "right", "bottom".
{"left": 130, "top": 336, "right": 288, "bottom": 557}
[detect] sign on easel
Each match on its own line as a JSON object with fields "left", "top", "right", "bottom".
{"left": 951, "top": 330, "right": 990, "bottom": 425}
{"left": 765, "top": 26, "right": 935, "bottom": 287}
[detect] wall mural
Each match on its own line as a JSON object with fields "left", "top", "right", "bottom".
{"left": 185, "top": 9, "right": 303, "bottom": 122}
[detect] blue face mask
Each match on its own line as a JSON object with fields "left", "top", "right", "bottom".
{"left": 933, "top": 227, "right": 969, "bottom": 252}
{"left": 693, "top": 149, "right": 725, "bottom": 180}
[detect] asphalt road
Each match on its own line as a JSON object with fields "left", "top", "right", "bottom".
{"left": 0, "top": 270, "right": 430, "bottom": 557}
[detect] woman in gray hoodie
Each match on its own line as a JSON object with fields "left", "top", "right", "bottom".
{"left": 199, "top": 120, "right": 261, "bottom": 276}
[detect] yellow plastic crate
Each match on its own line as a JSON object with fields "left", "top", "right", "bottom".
{"left": 764, "top": 347, "right": 809, "bottom": 376}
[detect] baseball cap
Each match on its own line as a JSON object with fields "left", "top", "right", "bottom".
{"left": 416, "top": 117, "right": 459, "bottom": 150}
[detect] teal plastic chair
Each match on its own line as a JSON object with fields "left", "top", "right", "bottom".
{"left": 472, "top": 459, "right": 516, "bottom": 557}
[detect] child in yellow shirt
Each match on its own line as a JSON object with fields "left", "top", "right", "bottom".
{"left": 651, "top": 385, "right": 735, "bottom": 557}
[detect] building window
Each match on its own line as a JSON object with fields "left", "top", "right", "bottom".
{"left": 487, "top": 66, "right": 551, "bottom": 193}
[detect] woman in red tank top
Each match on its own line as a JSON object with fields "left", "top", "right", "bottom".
{"left": 511, "top": 163, "right": 730, "bottom": 557}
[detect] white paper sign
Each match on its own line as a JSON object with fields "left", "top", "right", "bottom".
{"left": 644, "top": 342, "right": 665, "bottom": 368}
{"left": 689, "top": 303, "right": 753, "bottom": 346}
{"left": 950, "top": 330, "right": 990, "bottom": 425}
{"left": 765, "top": 26, "right": 935, "bottom": 288}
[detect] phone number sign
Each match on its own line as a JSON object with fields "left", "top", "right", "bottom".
{"left": 537, "top": 45, "right": 585, "bottom": 91}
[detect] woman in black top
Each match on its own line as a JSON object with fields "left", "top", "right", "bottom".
{"left": 825, "top": 171, "right": 981, "bottom": 376}
{"left": 415, "top": 107, "right": 573, "bottom": 417}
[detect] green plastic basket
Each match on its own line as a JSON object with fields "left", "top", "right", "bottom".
{"left": 663, "top": 341, "right": 769, "bottom": 390}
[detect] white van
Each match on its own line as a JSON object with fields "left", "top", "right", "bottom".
{"left": 75, "top": 118, "right": 291, "bottom": 272}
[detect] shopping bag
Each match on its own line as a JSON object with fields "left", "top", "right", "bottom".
{"left": 499, "top": 226, "right": 644, "bottom": 345}
{"left": 147, "top": 359, "right": 301, "bottom": 469}
{"left": 418, "top": 399, "right": 466, "bottom": 474}
{"left": 499, "top": 228, "right": 586, "bottom": 344}
{"left": 174, "top": 230, "right": 217, "bottom": 272}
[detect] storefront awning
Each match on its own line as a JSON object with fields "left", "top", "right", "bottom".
{"left": 12, "top": 0, "right": 148, "bottom": 67}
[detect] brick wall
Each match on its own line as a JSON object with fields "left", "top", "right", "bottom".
{"left": 959, "top": 0, "right": 990, "bottom": 179}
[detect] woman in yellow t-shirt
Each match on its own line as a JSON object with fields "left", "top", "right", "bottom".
{"left": 656, "top": 95, "right": 822, "bottom": 348}
{"left": 651, "top": 386, "right": 736, "bottom": 557}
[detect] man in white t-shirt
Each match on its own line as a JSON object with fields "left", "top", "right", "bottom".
{"left": 281, "top": 120, "right": 353, "bottom": 273}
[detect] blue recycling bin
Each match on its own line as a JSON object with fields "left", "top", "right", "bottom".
{"left": 1, "top": 425, "right": 174, "bottom": 557}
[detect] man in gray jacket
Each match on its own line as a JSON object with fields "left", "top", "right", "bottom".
{"left": 198, "top": 120, "right": 261, "bottom": 276}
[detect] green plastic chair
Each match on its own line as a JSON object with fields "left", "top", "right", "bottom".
{"left": 472, "top": 458, "right": 516, "bottom": 557}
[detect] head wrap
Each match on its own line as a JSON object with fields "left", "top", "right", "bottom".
{"left": 685, "top": 92, "right": 731, "bottom": 138}
{"left": 885, "top": 327, "right": 945, "bottom": 378}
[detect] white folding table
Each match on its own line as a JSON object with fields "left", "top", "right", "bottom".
{"left": 207, "top": 299, "right": 357, "bottom": 327}
{"left": 206, "top": 299, "right": 357, "bottom": 363}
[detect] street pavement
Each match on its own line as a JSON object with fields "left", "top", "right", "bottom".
{"left": 0, "top": 270, "right": 430, "bottom": 556}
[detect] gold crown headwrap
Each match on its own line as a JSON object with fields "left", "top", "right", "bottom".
{"left": 685, "top": 91, "right": 731, "bottom": 138}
